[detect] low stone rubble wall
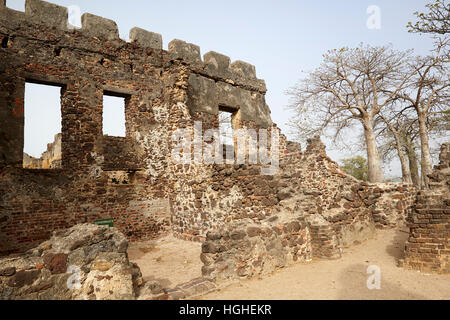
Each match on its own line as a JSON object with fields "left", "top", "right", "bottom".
{"left": 0, "top": 223, "right": 220, "bottom": 300}
{"left": 0, "top": 224, "right": 143, "bottom": 300}
{"left": 200, "top": 215, "right": 312, "bottom": 281}
{"left": 371, "top": 184, "right": 417, "bottom": 229}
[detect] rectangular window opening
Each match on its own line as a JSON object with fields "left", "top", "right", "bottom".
{"left": 219, "top": 108, "right": 235, "bottom": 147}
{"left": 102, "top": 91, "right": 127, "bottom": 138}
{"left": 5, "top": 0, "right": 25, "bottom": 12}
{"left": 219, "top": 106, "right": 239, "bottom": 163}
{"left": 23, "top": 81, "right": 63, "bottom": 169}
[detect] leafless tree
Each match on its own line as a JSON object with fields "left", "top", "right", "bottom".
{"left": 385, "top": 45, "right": 449, "bottom": 188}
{"left": 287, "top": 44, "right": 414, "bottom": 183}
{"left": 404, "top": 133, "right": 421, "bottom": 187}
{"left": 376, "top": 102, "right": 426, "bottom": 187}
{"left": 407, "top": 0, "right": 449, "bottom": 35}
{"left": 377, "top": 112, "right": 413, "bottom": 184}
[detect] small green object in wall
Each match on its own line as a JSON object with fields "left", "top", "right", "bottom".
{"left": 94, "top": 219, "right": 114, "bottom": 227}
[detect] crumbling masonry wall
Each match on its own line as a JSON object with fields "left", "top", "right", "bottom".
{"left": 0, "top": 0, "right": 275, "bottom": 254}
{"left": 0, "top": 0, "right": 420, "bottom": 277}
{"left": 401, "top": 143, "right": 450, "bottom": 274}
{"left": 200, "top": 138, "right": 418, "bottom": 280}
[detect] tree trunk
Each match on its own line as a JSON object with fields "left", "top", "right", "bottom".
{"left": 405, "top": 137, "right": 420, "bottom": 188}
{"left": 393, "top": 133, "right": 412, "bottom": 183}
{"left": 363, "top": 118, "right": 385, "bottom": 183}
{"left": 417, "top": 112, "right": 432, "bottom": 189}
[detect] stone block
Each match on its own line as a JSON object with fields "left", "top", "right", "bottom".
{"left": 215, "top": 81, "right": 242, "bottom": 110}
{"left": 203, "top": 51, "right": 232, "bottom": 79}
{"left": 187, "top": 74, "right": 218, "bottom": 115}
{"left": 231, "top": 60, "right": 257, "bottom": 79}
{"left": 236, "top": 87, "right": 272, "bottom": 128}
{"left": 129, "top": 27, "right": 162, "bottom": 50}
{"left": 81, "top": 13, "right": 119, "bottom": 41}
{"left": 43, "top": 253, "right": 68, "bottom": 274}
{"left": 25, "top": 0, "right": 68, "bottom": 30}
{"left": 168, "top": 39, "right": 202, "bottom": 64}
{"left": 7, "top": 270, "right": 41, "bottom": 288}
{"left": 0, "top": 266, "right": 16, "bottom": 276}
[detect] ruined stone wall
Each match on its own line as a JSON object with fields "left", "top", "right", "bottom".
{"left": 201, "top": 215, "right": 312, "bottom": 281}
{"left": 0, "top": 0, "right": 275, "bottom": 254}
{"left": 274, "top": 137, "right": 416, "bottom": 250}
{"left": 0, "top": 0, "right": 419, "bottom": 264}
{"left": 171, "top": 125, "right": 285, "bottom": 242}
{"left": 401, "top": 143, "right": 450, "bottom": 273}
{"left": 0, "top": 0, "right": 177, "bottom": 253}
{"left": 199, "top": 137, "right": 418, "bottom": 280}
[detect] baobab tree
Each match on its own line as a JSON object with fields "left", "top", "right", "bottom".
{"left": 386, "top": 48, "right": 449, "bottom": 188}
{"left": 377, "top": 111, "right": 413, "bottom": 184}
{"left": 287, "top": 44, "right": 413, "bottom": 183}
{"left": 376, "top": 110, "right": 423, "bottom": 187}
{"left": 403, "top": 0, "right": 450, "bottom": 188}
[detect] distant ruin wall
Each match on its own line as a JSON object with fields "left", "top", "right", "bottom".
{"left": 23, "top": 133, "right": 62, "bottom": 169}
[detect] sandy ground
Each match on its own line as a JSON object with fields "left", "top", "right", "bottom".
{"left": 201, "top": 228, "right": 450, "bottom": 300}
{"left": 128, "top": 235, "right": 202, "bottom": 288}
{"left": 128, "top": 229, "right": 450, "bottom": 300}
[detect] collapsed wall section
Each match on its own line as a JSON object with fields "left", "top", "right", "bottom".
{"left": 275, "top": 137, "right": 416, "bottom": 250}
{"left": 401, "top": 143, "right": 450, "bottom": 273}
{"left": 198, "top": 137, "right": 419, "bottom": 280}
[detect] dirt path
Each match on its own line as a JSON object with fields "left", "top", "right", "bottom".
{"left": 200, "top": 228, "right": 450, "bottom": 300}
{"left": 128, "top": 235, "right": 202, "bottom": 288}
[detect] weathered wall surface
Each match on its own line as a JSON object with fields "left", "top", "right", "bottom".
{"left": 201, "top": 215, "right": 312, "bottom": 281}
{"left": 199, "top": 137, "right": 419, "bottom": 281}
{"left": 0, "top": 224, "right": 143, "bottom": 300}
{"left": 401, "top": 143, "right": 449, "bottom": 274}
{"left": 275, "top": 137, "right": 416, "bottom": 249}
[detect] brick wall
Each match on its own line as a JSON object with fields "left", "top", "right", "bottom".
{"left": 401, "top": 143, "right": 449, "bottom": 273}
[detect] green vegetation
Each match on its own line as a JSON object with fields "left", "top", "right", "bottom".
{"left": 340, "top": 156, "right": 369, "bottom": 181}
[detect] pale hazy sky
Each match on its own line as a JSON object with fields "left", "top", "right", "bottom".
{"left": 10, "top": 0, "right": 442, "bottom": 177}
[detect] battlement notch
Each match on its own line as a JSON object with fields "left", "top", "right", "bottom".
{"left": 25, "top": 0, "right": 68, "bottom": 30}
{"left": 81, "top": 12, "right": 119, "bottom": 41}
{"left": 129, "top": 27, "right": 162, "bottom": 50}
{"left": 168, "top": 39, "right": 202, "bottom": 65}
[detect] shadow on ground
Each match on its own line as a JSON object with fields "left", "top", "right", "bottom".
{"left": 385, "top": 227, "right": 410, "bottom": 262}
